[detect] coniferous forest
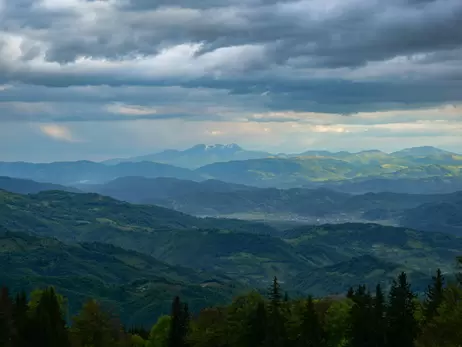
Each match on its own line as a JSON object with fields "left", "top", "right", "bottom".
{"left": 1, "top": 261, "right": 462, "bottom": 347}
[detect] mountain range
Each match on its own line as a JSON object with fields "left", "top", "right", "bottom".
{"left": 102, "top": 144, "right": 460, "bottom": 169}
{"left": 2, "top": 144, "right": 462, "bottom": 325}
{"left": 73, "top": 176, "right": 462, "bottom": 235}
{"left": 1, "top": 145, "right": 461, "bottom": 190}
{"left": 1, "top": 174, "right": 462, "bottom": 235}
{"left": 102, "top": 144, "right": 272, "bottom": 169}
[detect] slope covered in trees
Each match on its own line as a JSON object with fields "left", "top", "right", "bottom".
{"left": 1, "top": 190, "right": 461, "bottom": 299}
{"left": 74, "top": 176, "right": 462, "bottom": 235}
{"left": 0, "top": 231, "right": 243, "bottom": 326}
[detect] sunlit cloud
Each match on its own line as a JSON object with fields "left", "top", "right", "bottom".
{"left": 39, "top": 124, "right": 76, "bottom": 142}
{"left": 105, "top": 104, "right": 158, "bottom": 116}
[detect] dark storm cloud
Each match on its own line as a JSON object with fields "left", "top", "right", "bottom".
{"left": 0, "top": 0, "right": 461, "bottom": 119}
{"left": 15, "top": 0, "right": 462, "bottom": 66}
{"left": 123, "top": 0, "right": 292, "bottom": 10}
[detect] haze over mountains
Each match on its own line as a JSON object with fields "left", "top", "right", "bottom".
{"left": 101, "top": 144, "right": 460, "bottom": 169}
{"left": 1, "top": 144, "right": 461, "bottom": 189}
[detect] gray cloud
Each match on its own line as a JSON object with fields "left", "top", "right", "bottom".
{"left": 0, "top": 0, "right": 461, "bottom": 128}
{"left": 4, "top": 0, "right": 461, "bottom": 67}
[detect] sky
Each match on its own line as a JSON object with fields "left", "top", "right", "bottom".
{"left": 1, "top": 0, "right": 461, "bottom": 162}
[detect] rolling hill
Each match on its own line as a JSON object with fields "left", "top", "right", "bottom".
{"left": 196, "top": 157, "right": 359, "bottom": 187}
{"left": 77, "top": 176, "right": 462, "bottom": 235}
{"left": 196, "top": 155, "right": 462, "bottom": 188}
{"left": 0, "top": 190, "right": 306, "bottom": 286}
{"left": 78, "top": 176, "right": 254, "bottom": 203}
{"left": 1, "top": 146, "right": 462, "bottom": 190}
{"left": 0, "top": 161, "right": 201, "bottom": 185}
{"left": 0, "top": 231, "right": 242, "bottom": 327}
{"left": 0, "top": 176, "right": 80, "bottom": 194}
{"left": 1, "top": 190, "right": 460, "bottom": 300}
{"left": 318, "top": 176, "right": 462, "bottom": 194}
{"left": 400, "top": 194, "right": 462, "bottom": 235}
{"left": 283, "top": 223, "right": 462, "bottom": 294}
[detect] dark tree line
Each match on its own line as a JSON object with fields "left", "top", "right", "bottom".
{"left": 1, "top": 268, "right": 461, "bottom": 347}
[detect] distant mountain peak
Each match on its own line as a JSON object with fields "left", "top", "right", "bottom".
{"left": 392, "top": 146, "right": 455, "bottom": 157}
{"left": 193, "top": 143, "right": 243, "bottom": 151}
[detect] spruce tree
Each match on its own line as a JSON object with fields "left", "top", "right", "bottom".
{"left": 298, "top": 296, "right": 325, "bottom": 347}
{"left": 456, "top": 256, "right": 462, "bottom": 285}
{"left": 348, "top": 285, "right": 374, "bottom": 347}
{"left": 372, "top": 284, "right": 386, "bottom": 347}
{"left": 30, "top": 287, "right": 69, "bottom": 347}
{"left": 168, "top": 296, "right": 189, "bottom": 347}
{"left": 423, "top": 269, "right": 445, "bottom": 322}
{"left": 245, "top": 300, "right": 267, "bottom": 347}
{"left": 386, "top": 272, "right": 418, "bottom": 347}
{"left": 347, "top": 287, "right": 354, "bottom": 299}
{"left": 0, "top": 287, "right": 13, "bottom": 347}
{"left": 12, "top": 291, "right": 28, "bottom": 347}
{"left": 266, "top": 277, "right": 287, "bottom": 347}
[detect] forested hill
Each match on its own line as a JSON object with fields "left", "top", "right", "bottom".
{"left": 0, "top": 231, "right": 242, "bottom": 326}
{"left": 1, "top": 189, "right": 461, "bottom": 300}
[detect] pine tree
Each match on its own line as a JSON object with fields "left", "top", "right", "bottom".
{"left": 0, "top": 287, "right": 13, "bottom": 347}
{"left": 386, "top": 272, "right": 418, "bottom": 347}
{"left": 245, "top": 300, "right": 267, "bottom": 347}
{"left": 266, "top": 277, "right": 287, "bottom": 347}
{"left": 12, "top": 291, "right": 28, "bottom": 347}
{"left": 269, "top": 276, "right": 283, "bottom": 308}
{"left": 297, "top": 296, "right": 325, "bottom": 347}
{"left": 30, "top": 287, "right": 69, "bottom": 347}
{"left": 347, "top": 287, "right": 354, "bottom": 299}
{"left": 168, "top": 296, "right": 189, "bottom": 347}
{"left": 348, "top": 285, "right": 374, "bottom": 347}
{"left": 456, "top": 256, "right": 462, "bottom": 286}
{"left": 423, "top": 269, "right": 445, "bottom": 322}
{"left": 372, "top": 284, "right": 386, "bottom": 347}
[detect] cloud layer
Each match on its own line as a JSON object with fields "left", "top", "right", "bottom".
{"left": 1, "top": 0, "right": 462, "bottom": 160}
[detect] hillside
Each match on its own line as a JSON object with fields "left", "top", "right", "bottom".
{"left": 196, "top": 157, "right": 358, "bottom": 187}
{"left": 319, "top": 176, "right": 462, "bottom": 194}
{"left": 196, "top": 155, "right": 462, "bottom": 188}
{"left": 0, "top": 231, "right": 241, "bottom": 326}
{"left": 283, "top": 223, "right": 461, "bottom": 272}
{"left": 1, "top": 190, "right": 460, "bottom": 298}
{"left": 0, "top": 161, "right": 201, "bottom": 185}
{"left": 79, "top": 176, "right": 254, "bottom": 203}
{"left": 80, "top": 177, "right": 462, "bottom": 235}
{"left": 0, "top": 176, "right": 81, "bottom": 194}
{"left": 400, "top": 195, "right": 462, "bottom": 235}
{"left": 0, "top": 190, "right": 306, "bottom": 286}
{"left": 392, "top": 146, "right": 457, "bottom": 158}
{"left": 292, "top": 255, "right": 428, "bottom": 296}
{"left": 0, "top": 189, "right": 277, "bottom": 237}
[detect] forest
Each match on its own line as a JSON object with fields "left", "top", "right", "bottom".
{"left": 1, "top": 262, "right": 461, "bottom": 347}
